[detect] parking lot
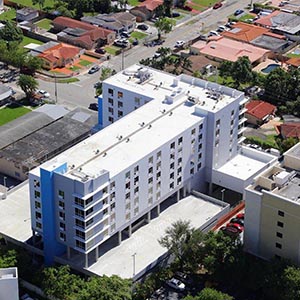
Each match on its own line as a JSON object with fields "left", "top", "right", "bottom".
{"left": 0, "top": 63, "right": 19, "bottom": 85}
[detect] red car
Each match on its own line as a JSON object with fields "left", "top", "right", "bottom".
{"left": 226, "top": 222, "right": 244, "bottom": 232}
{"left": 182, "top": 5, "right": 193, "bottom": 11}
{"left": 213, "top": 2, "right": 222, "bottom": 9}
{"left": 236, "top": 213, "right": 244, "bottom": 220}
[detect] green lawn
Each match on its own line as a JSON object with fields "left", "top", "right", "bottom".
{"left": 246, "top": 135, "right": 279, "bottom": 149}
{"left": 68, "top": 65, "right": 81, "bottom": 71}
{"left": 287, "top": 53, "right": 300, "bottom": 58}
{"left": 9, "top": 0, "right": 55, "bottom": 9}
{"left": 58, "top": 78, "right": 80, "bottom": 83}
{"left": 35, "top": 18, "right": 52, "bottom": 30}
{"left": 191, "top": 0, "right": 219, "bottom": 6}
{"left": 19, "top": 36, "right": 43, "bottom": 49}
{"left": 128, "top": 0, "right": 140, "bottom": 6}
{"left": 0, "top": 8, "right": 16, "bottom": 21}
{"left": 78, "top": 60, "right": 92, "bottom": 67}
{"left": 105, "top": 45, "right": 121, "bottom": 56}
{"left": 130, "top": 31, "right": 148, "bottom": 40}
{"left": 0, "top": 106, "right": 31, "bottom": 126}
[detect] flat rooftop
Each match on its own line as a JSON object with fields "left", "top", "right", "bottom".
{"left": 0, "top": 183, "right": 31, "bottom": 243}
{"left": 85, "top": 194, "right": 225, "bottom": 278}
{"left": 32, "top": 65, "right": 243, "bottom": 179}
{"left": 274, "top": 174, "right": 300, "bottom": 201}
{"left": 215, "top": 151, "right": 269, "bottom": 180}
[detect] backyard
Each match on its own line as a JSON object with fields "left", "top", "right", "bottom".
{"left": 35, "top": 18, "right": 52, "bottom": 30}
{"left": 8, "top": 0, "right": 55, "bottom": 9}
{"left": 0, "top": 8, "right": 16, "bottom": 21}
{"left": 19, "top": 36, "right": 43, "bottom": 50}
{"left": 0, "top": 106, "right": 31, "bottom": 126}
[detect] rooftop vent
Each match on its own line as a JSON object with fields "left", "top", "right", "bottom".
{"left": 139, "top": 122, "right": 145, "bottom": 127}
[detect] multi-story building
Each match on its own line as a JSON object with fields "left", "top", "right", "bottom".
{"left": 29, "top": 65, "right": 275, "bottom": 267}
{"left": 245, "top": 143, "right": 300, "bottom": 263}
{"left": 0, "top": 268, "right": 19, "bottom": 300}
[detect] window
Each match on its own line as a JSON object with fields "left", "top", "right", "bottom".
{"left": 148, "top": 177, "right": 153, "bottom": 184}
{"left": 111, "top": 192, "right": 116, "bottom": 201}
{"left": 170, "top": 153, "right": 175, "bottom": 160}
{"left": 118, "top": 101, "right": 123, "bottom": 108}
{"left": 125, "top": 181, "right": 130, "bottom": 189}
{"left": 178, "top": 137, "right": 183, "bottom": 144}
{"left": 191, "top": 128, "right": 196, "bottom": 135}
{"left": 108, "top": 88, "right": 113, "bottom": 96}
{"left": 170, "top": 162, "right": 175, "bottom": 169}
{"left": 216, "top": 119, "right": 220, "bottom": 126}
{"left": 75, "top": 219, "right": 84, "bottom": 228}
{"left": 86, "top": 207, "right": 93, "bottom": 216}
{"left": 199, "top": 123, "right": 203, "bottom": 130}
{"left": 135, "top": 97, "right": 140, "bottom": 105}
{"left": 198, "top": 143, "right": 202, "bottom": 151}
{"left": 86, "top": 218, "right": 93, "bottom": 227}
{"left": 215, "top": 128, "right": 220, "bottom": 136}
{"left": 59, "top": 232, "right": 66, "bottom": 241}
{"left": 34, "top": 190, "right": 40, "bottom": 198}
{"left": 117, "top": 91, "right": 123, "bottom": 98}
{"left": 76, "top": 229, "right": 85, "bottom": 239}
{"left": 148, "top": 167, "right": 153, "bottom": 174}
{"left": 277, "top": 221, "right": 284, "bottom": 228}
{"left": 148, "top": 197, "right": 153, "bottom": 205}
{"left": 278, "top": 210, "right": 284, "bottom": 217}
{"left": 126, "top": 192, "right": 130, "bottom": 199}
{"left": 197, "top": 162, "right": 202, "bottom": 171}
{"left": 190, "top": 168, "right": 194, "bottom": 175}
{"left": 157, "top": 161, "right": 161, "bottom": 170}
{"left": 134, "top": 166, "right": 139, "bottom": 174}
{"left": 198, "top": 134, "right": 203, "bottom": 142}
{"left": 111, "top": 202, "right": 116, "bottom": 210}
{"left": 76, "top": 240, "right": 85, "bottom": 250}
{"left": 108, "top": 116, "right": 114, "bottom": 123}
{"left": 170, "top": 182, "right": 174, "bottom": 189}
{"left": 178, "top": 157, "right": 182, "bottom": 164}
{"left": 177, "top": 167, "right": 182, "bottom": 174}
{"left": 59, "top": 211, "right": 65, "bottom": 221}
{"left": 35, "top": 212, "right": 41, "bottom": 219}
{"left": 58, "top": 190, "right": 65, "bottom": 199}
{"left": 156, "top": 191, "right": 161, "bottom": 200}
{"left": 103, "top": 208, "right": 108, "bottom": 216}
{"left": 75, "top": 197, "right": 84, "bottom": 207}
{"left": 156, "top": 171, "right": 161, "bottom": 180}
{"left": 148, "top": 156, "right": 153, "bottom": 164}
{"left": 110, "top": 181, "right": 115, "bottom": 189}
{"left": 275, "top": 243, "right": 282, "bottom": 249}
{"left": 118, "top": 110, "right": 123, "bottom": 117}
{"left": 231, "top": 110, "right": 234, "bottom": 115}
{"left": 134, "top": 207, "right": 139, "bottom": 216}
{"left": 75, "top": 208, "right": 84, "bottom": 218}
{"left": 59, "top": 222, "right": 66, "bottom": 230}
{"left": 170, "top": 142, "right": 175, "bottom": 149}
{"left": 170, "top": 172, "right": 174, "bottom": 179}
{"left": 177, "top": 177, "right": 182, "bottom": 185}
{"left": 35, "top": 201, "right": 41, "bottom": 209}
{"left": 125, "top": 171, "right": 130, "bottom": 179}
{"left": 148, "top": 187, "right": 153, "bottom": 194}
{"left": 108, "top": 98, "right": 113, "bottom": 105}
{"left": 34, "top": 180, "right": 40, "bottom": 187}
{"left": 36, "top": 222, "right": 42, "bottom": 229}
{"left": 59, "top": 200, "right": 65, "bottom": 209}
{"left": 276, "top": 232, "right": 283, "bottom": 238}
{"left": 157, "top": 151, "right": 161, "bottom": 160}
{"left": 231, "top": 119, "right": 234, "bottom": 126}
{"left": 134, "top": 187, "right": 139, "bottom": 194}
{"left": 108, "top": 107, "right": 114, "bottom": 114}
{"left": 198, "top": 153, "right": 202, "bottom": 160}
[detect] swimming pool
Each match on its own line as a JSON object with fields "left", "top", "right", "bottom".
{"left": 261, "top": 63, "right": 280, "bottom": 74}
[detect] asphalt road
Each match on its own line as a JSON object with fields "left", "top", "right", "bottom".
{"left": 37, "top": 0, "right": 263, "bottom": 110}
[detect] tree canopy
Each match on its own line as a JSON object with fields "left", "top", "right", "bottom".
{"left": 0, "top": 21, "right": 23, "bottom": 43}
{"left": 17, "top": 74, "right": 39, "bottom": 99}
{"left": 184, "top": 288, "right": 233, "bottom": 300}
{"left": 154, "top": 17, "right": 175, "bottom": 40}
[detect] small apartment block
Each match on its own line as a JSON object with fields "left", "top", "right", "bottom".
{"left": 245, "top": 143, "right": 300, "bottom": 264}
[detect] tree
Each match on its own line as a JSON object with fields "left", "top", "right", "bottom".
{"left": 32, "top": 0, "right": 45, "bottom": 10}
{"left": 78, "top": 275, "right": 131, "bottom": 300}
{"left": 163, "top": 0, "right": 173, "bottom": 16}
{"left": 177, "top": 0, "right": 187, "bottom": 8}
{"left": 0, "top": 250, "right": 17, "bottom": 268}
{"left": 282, "top": 266, "right": 300, "bottom": 300}
{"left": 42, "top": 265, "right": 83, "bottom": 300}
{"left": 159, "top": 220, "right": 205, "bottom": 272}
{"left": 21, "top": 55, "right": 43, "bottom": 75}
{"left": 17, "top": 74, "right": 38, "bottom": 100}
{"left": 183, "top": 288, "right": 233, "bottom": 300}
{"left": 0, "top": 21, "right": 23, "bottom": 43}
{"left": 154, "top": 17, "right": 175, "bottom": 40}
{"left": 95, "top": 67, "right": 116, "bottom": 95}
{"left": 230, "top": 56, "right": 253, "bottom": 88}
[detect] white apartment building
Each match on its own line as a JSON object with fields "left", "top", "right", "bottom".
{"left": 0, "top": 268, "right": 19, "bottom": 300}
{"left": 245, "top": 143, "right": 300, "bottom": 263}
{"left": 29, "top": 65, "right": 275, "bottom": 267}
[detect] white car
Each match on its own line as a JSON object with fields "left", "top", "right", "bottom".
{"left": 37, "top": 89, "right": 50, "bottom": 98}
{"left": 174, "top": 40, "right": 185, "bottom": 48}
{"left": 166, "top": 278, "right": 185, "bottom": 291}
{"left": 208, "top": 30, "right": 220, "bottom": 37}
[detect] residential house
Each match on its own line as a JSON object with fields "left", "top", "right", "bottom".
{"left": 16, "top": 8, "right": 39, "bottom": 22}
{"left": 0, "top": 84, "right": 12, "bottom": 106}
{"left": 276, "top": 123, "right": 300, "bottom": 139}
{"left": 254, "top": 11, "right": 300, "bottom": 41}
{"left": 53, "top": 17, "right": 116, "bottom": 50}
{"left": 31, "top": 41, "right": 81, "bottom": 70}
{"left": 130, "top": 0, "right": 163, "bottom": 21}
{"left": 245, "top": 100, "right": 276, "bottom": 125}
{"left": 190, "top": 37, "right": 270, "bottom": 65}
{"left": 222, "top": 22, "right": 292, "bottom": 54}
{"left": 81, "top": 12, "right": 136, "bottom": 35}
{"left": 286, "top": 56, "right": 300, "bottom": 68}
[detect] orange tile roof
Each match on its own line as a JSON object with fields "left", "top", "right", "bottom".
{"left": 254, "top": 10, "right": 281, "bottom": 27}
{"left": 222, "top": 22, "right": 270, "bottom": 42}
{"left": 287, "top": 57, "right": 300, "bottom": 67}
{"left": 278, "top": 123, "right": 300, "bottom": 138}
{"left": 246, "top": 100, "right": 276, "bottom": 120}
{"left": 138, "top": 0, "right": 163, "bottom": 11}
{"left": 192, "top": 37, "right": 270, "bottom": 63}
{"left": 38, "top": 43, "right": 80, "bottom": 62}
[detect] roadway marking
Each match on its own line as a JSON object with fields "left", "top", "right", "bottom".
{"left": 71, "top": 83, "right": 83, "bottom": 87}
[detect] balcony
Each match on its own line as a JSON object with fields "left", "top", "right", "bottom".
{"left": 238, "top": 117, "right": 247, "bottom": 126}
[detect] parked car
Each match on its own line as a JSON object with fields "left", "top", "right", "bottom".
{"left": 208, "top": 30, "right": 220, "bottom": 37}
{"left": 217, "top": 25, "right": 227, "bottom": 32}
{"left": 153, "top": 52, "right": 161, "bottom": 58}
{"left": 227, "top": 222, "right": 244, "bottom": 232}
{"left": 236, "top": 213, "right": 244, "bottom": 220}
{"left": 175, "top": 40, "right": 185, "bottom": 48}
{"left": 114, "top": 38, "right": 129, "bottom": 48}
{"left": 172, "top": 12, "right": 181, "bottom": 17}
{"left": 166, "top": 278, "right": 185, "bottom": 292}
{"left": 89, "top": 103, "right": 98, "bottom": 111}
{"left": 95, "top": 48, "right": 106, "bottom": 54}
{"left": 182, "top": 5, "right": 193, "bottom": 11}
{"left": 37, "top": 89, "right": 50, "bottom": 98}
{"left": 230, "top": 217, "right": 244, "bottom": 226}
{"left": 88, "top": 65, "right": 100, "bottom": 74}
{"left": 220, "top": 226, "right": 240, "bottom": 237}
{"left": 213, "top": 2, "right": 222, "bottom": 9}
{"left": 120, "top": 31, "right": 130, "bottom": 38}
{"left": 137, "top": 24, "right": 149, "bottom": 31}
{"left": 234, "top": 9, "right": 244, "bottom": 16}
{"left": 132, "top": 38, "right": 139, "bottom": 46}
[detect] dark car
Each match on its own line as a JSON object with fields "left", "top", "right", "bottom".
{"left": 172, "top": 12, "right": 181, "bottom": 17}
{"left": 230, "top": 217, "right": 244, "bottom": 226}
{"left": 227, "top": 222, "right": 244, "bottom": 232}
{"left": 95, "top": 48, "right": 106, "bottom": 54}
{"left": 234, "top": 9, "right": 244, "bottom": 16}
{"left": 88, "top": 65, "right": 100, "bottom": 74}
{"left": 213, "top": 2, "right": 222, "bottom": 9}
{"left": 132, "top": 39, "right": 139, "bottom": 46}
{"left": 120, "top": 31, "right": 130, "bottom": 38}
{"left": 137, "top": 24, "right": 149, "bottom": 31}
{"left": 220, "top": 226, "right": 240, "bottom": 237}
{"left": 182, "top": 5, "right": 192, "bottom": 11}
{"left": 89, "top": 103, "right": 98, "bottom": 111}
{"left": 236, "top": 213, "right": 244, "bottom": 220}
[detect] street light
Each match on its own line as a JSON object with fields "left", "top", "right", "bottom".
{"left": 221, "top": 188, "right": 226, "bottom": 202}
{"left": 132, "top": 252, "right": 137, "bottom": 278}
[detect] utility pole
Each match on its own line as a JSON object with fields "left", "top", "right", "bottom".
{"left": 121, "top": 49, "right": 125, "bottom": 71}
{"left": 54, "top": 74, "right": 58, "bottom": 104}
{"left": 132, "top": 252, "right": 137, "bottom": 277}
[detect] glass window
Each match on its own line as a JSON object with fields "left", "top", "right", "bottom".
{"left": 278, "top": 210, "right": 284, "bottom": 217}
{"left": 277, "top": 221, "right": 284, "bottom": 228}
{"left": 108, "top": 88, "right": 113, "bottom": 96}
{"left": 58, "top": 190, "right": 64, "bottom": 199}
{"left": 117, "top": 91, "right": 123, "bottom": 98}
{"left": 34, "top": 190, "right": 40, "bottom": 198}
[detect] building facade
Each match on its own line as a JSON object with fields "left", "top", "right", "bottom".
{"left": 245, "top": 143, "right": 300, "bottom": 264}
{"left": 0, "top": 268, "right": 19, "bottom": 300}
{"left": 29, "top": 65, "right": 272, "bottom": 267}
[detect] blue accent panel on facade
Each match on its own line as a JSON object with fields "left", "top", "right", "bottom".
{"left": 98, "top": 96, "right": 103, "bottom": 126}
{"left": 40, "top": 163, "right": 67, "bottom": 265}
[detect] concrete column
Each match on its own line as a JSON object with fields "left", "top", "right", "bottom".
{"left": 176, "top": 190, "right": 180, "bottom": 202}
{"left": 183, "top": 185, "right": 187, "bottom": 197}
{"left": 118, "top": 231, "right": 122, "bottom": 245}
{"left": 187, "top": 180, "right": 192, "bottom": 194}
{"left": 147, "top": 211, "right": 151, "bottom": 223}
{"left": 67, "top": 247, "right": 71, "bottom": 260}
{"left": 95, "top": 247, "right": 99, "bottom": 262}
{"left": 85, "top": 253, "right": 88, "bottom": 268}
{"left": 208, "top": 182, "right": 213, "bottom": 195}
{"left": 128, "top": 224, "right": 132, "bottom": 237}
{"left": 32, "top": 231, "right": 36, "bottom": 245}
{"left": 157, "top": 204, "right": 160, "bottom": 216}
